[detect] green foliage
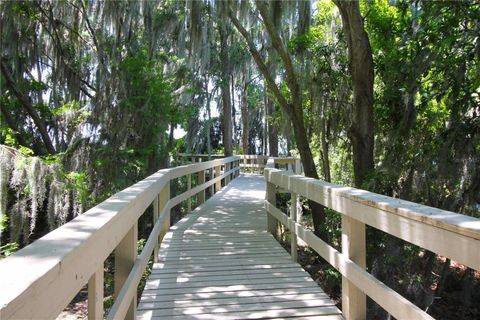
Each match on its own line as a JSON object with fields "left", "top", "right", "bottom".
{"left": 2, "top": 129, "right": 17, "bottom": 147}
{"left": 0, "top": 242, "right": 18, "bottom": 258}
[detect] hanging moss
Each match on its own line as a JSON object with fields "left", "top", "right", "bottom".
{"left": 0, "top": 145, "right": 84, "bottom": 245}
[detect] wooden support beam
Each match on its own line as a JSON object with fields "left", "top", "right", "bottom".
{"left": 209, "top": 168, "right": 214, "bottom": 198}
{"left": 266, "top": 181, "right": 277, "bottom": 235}
{"left": 187, "top": 173, "right": 192, "bottom": 213}
{"left": 114, "top": 223, "right": 137, "bottom": 320}
{"left": 290, "top": 192, "right": 298, "bottom": 263}
{"left": 153, "top": 196, "right": 159, "bottom": 263}
{"left": 88, "top": 266, "right": 104, "bottom": 320}
{"left": 225, "top": 162, "right": 230, "bottom": 184}
{"left": 198, "top": 170, "right": 205, "bottom": 205}
{"left": 215, "top": 166, "right": 221, "bottom": 193}
{"left": 342, "top": 216, "right": 366, "bottom": 320}
{"left": 158, "top": 184, "right": 170, "bottom": 243}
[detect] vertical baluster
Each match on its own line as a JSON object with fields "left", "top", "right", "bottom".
{"left": 226, "top": 162, "right": 231, "bottom": 184}
{"left": 290, "top": 192, "right": 298, "bottom": 262}
{"left": 289, "top": 160, "right": 301, "bottom": 262}
{"left": 187, "top": 173, "right": 192, "bottom": 213}
{"left": 153, "top": 195, "right": 159, "bottom": 263}
{"left": 88, "top": 265, "right": 104, "bottom": 320}
{"left": 209, "top": 167, "right": 213, "bottom": 197}
{"left": 342, "top": 216, "right": 366, "bottom": 319}
{"left": 158, "top": 183, "right": 170, "bottom": 243}
{"left": 215, "top": 165, "right": 221, "bottom": 193}
{"left": 114, "top": 223, "right": 137, "bottom": 320}
{"left": 266, "top": 181, "right": 277, "bottom": 235}
{"left": 198, "top": 169, "right": 205, "bottom": 205}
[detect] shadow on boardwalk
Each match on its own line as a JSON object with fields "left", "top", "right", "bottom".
{"left": 137, "top": 174, "right": 343, "bottom": 319}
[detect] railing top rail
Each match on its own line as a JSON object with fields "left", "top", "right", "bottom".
{"left": 177, "top": 153, "right": 225, "bottom": 158}
{"left": 264, "top": 166, "right": 480, "bottom": 241}
{"left": 0, "top": 156, "right": 239, "bottom": 318}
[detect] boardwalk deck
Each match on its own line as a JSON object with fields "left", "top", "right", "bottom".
{"left": 138, "top": 174, "right": 343, "bottom": 320}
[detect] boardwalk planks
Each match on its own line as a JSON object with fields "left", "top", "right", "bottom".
{"left": 137, "top": 175, "right": 342, "bottom": 320}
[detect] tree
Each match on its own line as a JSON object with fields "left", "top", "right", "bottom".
{"left": 230, "top": 1, "right": 328, "bottom": 236}
{"left": 333, "top": 0, "right": 375, "bottom": 188}
{"left": 230, "top": 1, "right": 318, "bottom": 179}
{"left": 218, "top": 3, "right": 234, "bottom": 157}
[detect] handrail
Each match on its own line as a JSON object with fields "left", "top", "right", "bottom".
{"left": 264, "top": 158, "right": 480, "bottom": 320}
{"left": 0, "top": 156, "right": 241, "bottom": 320}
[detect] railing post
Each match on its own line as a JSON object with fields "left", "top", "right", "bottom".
{"left": 342, "top": 215, "right": 366, "bottom": 320}
{"left": 114, "top": 223, "right": 137, "bottom": 320}
{"left": 88, "top": 265, "right": 104, "bottom": 320}
{"left": 187, "top": 173, "right": 192, "bottom": 214}
{"left": 209, "top": 168, "right": 214, "bottom": 197}
{"left": 243, "top": 156, "right": 247, "bottom": 173}
{"left": 289, "top": 160, "right": 301, "bottom": 262}
{"left": 226, "top": 162, "right": 231, "bottom": 184}
{"left": 158, "top": 183, "right": 170, "bottom": 242}
{"left": 198, "top": 169, "right": 205, "bottom": 205}
{"left": 290, "top": 192, "right": 298, "bottom": 262}
{"left": 266, "top": 181, "right": 277, "bottom": 235}
{"left": 153, "top": 195, "right": 159, "bottom": 263}
{"left": 215, "top": 165, "right": 221, "bottom": 193}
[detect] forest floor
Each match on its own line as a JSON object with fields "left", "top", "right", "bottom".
{"left": 56, "top": 288, "right": 88, "bottom": 319}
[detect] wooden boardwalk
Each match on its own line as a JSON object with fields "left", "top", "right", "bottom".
{"left": 138, "top": 174, "right": 343, "bottom": 320}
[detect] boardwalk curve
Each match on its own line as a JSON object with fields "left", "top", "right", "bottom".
{"left": 138, "top": 174, "right": 343, "bottom": 319}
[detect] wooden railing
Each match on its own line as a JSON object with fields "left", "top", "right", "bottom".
{"left": 176, "top": 153, "right": 225, "bottom": 164}
{"left": 264, "top": 158, "right": 480, "bottom": 320}
{"left": 0, "top": 156, "right": 241, "bottom": 320}
{"left": 176, "top": 153, "right": 301, "bottom": 174}
{"left": 238, "top": 155, "right": 302, "bottom": 174}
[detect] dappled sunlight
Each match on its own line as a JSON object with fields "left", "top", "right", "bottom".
{"left": 138, "top": 175, "right": 342, "bottom": 319}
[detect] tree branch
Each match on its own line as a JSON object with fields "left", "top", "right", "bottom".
{"left": 1, "top": 60, "right": 56, "bottom": 154}
{"left": 255, "top": 0, "right": 300, "bottom": 105}
{"left": 228, "top": 9, "right": 292, "bottom": 117}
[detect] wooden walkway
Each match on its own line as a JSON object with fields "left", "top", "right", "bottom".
{"left": 137, "top": 174, "right": 343, "bottom": 320}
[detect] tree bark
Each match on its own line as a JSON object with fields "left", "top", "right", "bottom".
{"left": 333, "top": 1, "right": 375, "bottom": 187}
{"left": 320, "top": 95, "right": 331, "bottom": 182}
{"left": 266, "top": 95, "right": 278, "bottom": 157}
{"left": 240, "top": 74, "right": 249, "bottom": 155}
{"left": 219, "top": 21, "right": 233, "bottom": 157}
{"left": 1, "top": 60, "right": 56, "bottom": 154}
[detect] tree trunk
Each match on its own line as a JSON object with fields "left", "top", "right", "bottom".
{"left": 320, "top": 95, "right": 331, "bottom": 182}
{"left": 205, "top": 76, "right": 213, "bottom": 160}
{"left": 263, "top": 86, "right": 268, "bottom": 155}
{"left": 222, "top": 89, "right": 233, "bottom": 156}
{"left": 266, "top": 95, "right": 278, "bottom": 157}
{"left": 333, "top": 1, "right": 375, "bottom": 188}
{"left": 240, "top": 74, "right": 249, "bottom": 155}
{"left": 219, "top": 22, "right": 233, "bottom": 157}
